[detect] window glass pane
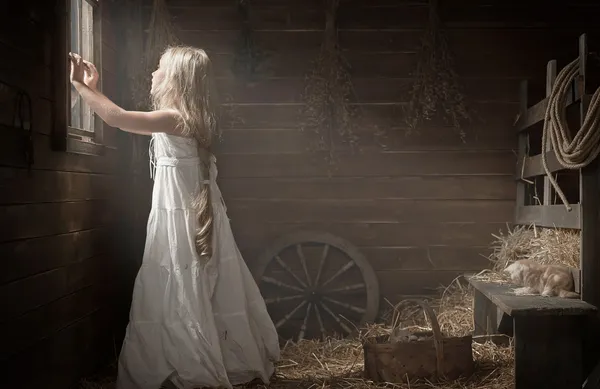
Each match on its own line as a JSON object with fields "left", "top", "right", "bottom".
{"left": 81, "top": 1, "right": 93, "bottom": 61}
{"left": 70, "top": 84, "right": 81, "bottom": 128}
{"left": 70, "top": 0, "right": 80, "bottom": 54}
{"left": 81, "top": 0, "right": 94, "bottom": 132}
{"left": 70, "top": 0, "right": 81, "bottom": 129}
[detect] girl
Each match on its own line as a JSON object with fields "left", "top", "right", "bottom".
{"left": 69, "top": 47, "right": 280, "bottom": 389}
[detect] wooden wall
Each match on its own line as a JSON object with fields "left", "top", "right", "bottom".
{"left": 137, "top": 0, "right": 597, "bottom": 301}
{"left": 0, "top": 1, "right": 125, "bottom": 387}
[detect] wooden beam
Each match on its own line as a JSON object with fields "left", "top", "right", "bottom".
{"left": 515, "top": 80, "right": 529, "bottom": 222}
{"left": 514, "top": 97, "right": 549, "bottom": 132}
{"left": 543, "top": 60, "right": 557, "bottom": 207}
{"left": 515, "top": 204, "right": 581, "bottom": 229}
{"left": 516, "top": 148, "right": 565, "bottom": 179}
{"left": 515, "top": 92, "right": 577, "bottom": 133}
{"left": 578, "top": 33, "right": 600, "bottom": 309}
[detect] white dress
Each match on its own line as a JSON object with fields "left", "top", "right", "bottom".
{"left": 116, "top": 133, "right": 280, "bottom": 389}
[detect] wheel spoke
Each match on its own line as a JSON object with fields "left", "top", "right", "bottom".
{"left": 261, "top": 276, "right": 304, "bottom": 293}
{"left": 320, "top": 260, "right": 355, "bottom": 288}
{"left": 275, "top": 300, "right": 307, "bottom": 329}
{"left": 264, "top": 295, "right": 303, "bottom": 304}
{"left": 324, "top": 283, "right": 365, "bottom": 293}
{"left": 323, "top": 296, "right": 366, "bottom": 314}
{"left": 256, "top": 231, "right": 380, "bottom": 341}
{"left": 274, "top": 255, "right": 308, "bottom": 288}
{"left": 313, "top": 244, "right": 330, "bottom": 287}
{"left": 297, "top": 302, "right": 312, "bottom": 341}
{"left": 314, "top": 303, "right": 326, "bottom": 339}
{"left": 319, "top": 301, "right": 353, "bottom": 334}
{"left": 296, "top": 244, "right": 312, "bottom": 286}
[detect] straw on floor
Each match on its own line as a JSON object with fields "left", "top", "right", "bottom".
{"left": 79, "top": 224, "right": 579, "bottom": 389}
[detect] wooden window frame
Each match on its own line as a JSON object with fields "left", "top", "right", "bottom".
{"left": 52, "top": 0, "right": 105, "bottom": 156}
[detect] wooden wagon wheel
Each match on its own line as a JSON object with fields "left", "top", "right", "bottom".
{"left": 253, "top": 231, "right": 380, "bottom": 341}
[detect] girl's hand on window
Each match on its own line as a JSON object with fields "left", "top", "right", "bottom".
{"left": 82, "top": 59, "right": 100, "bottom": 91}
{"left": 69, "top": 52, "right": 85, "bottom": 84}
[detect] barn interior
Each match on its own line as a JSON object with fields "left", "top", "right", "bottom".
{"left": 2, "top": 0, "right": 600, "bottom": 388}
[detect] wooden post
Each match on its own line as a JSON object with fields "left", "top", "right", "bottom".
{"left": 543, "top": 61, "right": 557, "bottom": 206}
{"left": 577, "top": 33, "right": 600, "bottom": 383}
{"left": 515, "top": 81, "right": 529, "bottom": 220}
{"left": 577, "top": 34, "right": 600, "bottom": 309}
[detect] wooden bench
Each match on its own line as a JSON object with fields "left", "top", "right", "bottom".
{"left": 467, "top": 277, "right": 597, "bottom": 389}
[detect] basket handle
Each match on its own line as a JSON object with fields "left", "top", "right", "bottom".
{"left": 391, "top": 299, "right": 445, "bottom": 377}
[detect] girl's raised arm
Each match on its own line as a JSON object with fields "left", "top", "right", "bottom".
{"left": 70, "top": 53, "right": 182, "bottom": 136}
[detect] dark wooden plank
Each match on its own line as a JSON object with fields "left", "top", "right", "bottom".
{"left": 218, "top": 176, "right": 516, "bottom": 201}
{"left": 578, "top": 35, "right": 600, "bottom": 311}
{"left": 215, "top": 76, "right": 522, "bottom": 104}
{"left": 543, "top": 61, "right": 558, "bottom": 206}
{"left": 157, "top": 3, "right": 600, "bottom": 30}
{"left": 215, "top": 126, "right": 515, "bottom": 153}
{"left": 0, "top": 168, "right": 117, "bottom": 204}
{"left": 146, "top": 0, "right": 600, "bottom": 7}
{"left": 210, "top": 50, "right": 555, "bottom": 79}
{"left": 226, "top": 199, "right": 514, "bottom": 223}
{"left": 515, "top": 204, "right": 581, "bottom": 229}
{"left": 0, "top": 254, "right": 109, "bottom": 322}
{"left": 101, "top": 14, "right": 117, "bottom": 50}
{"left": 515, "top": 97, "right": 549, "bottom": 132}
{"left": 215, "top": 151, "right": 516, "bottom": 178}
{"left": 473, "top": 289, "right": 499, "bottom": 335}
{"left": 242, "top": 245, "right": 492, "bottom": 273}
{"left": 0, "top": 40, "right": 52, "bottom": 100}
{"left": 0, "top": 200, "right": 114, "bottom": 242}
{"left": 1, "top": 284, "right": 100, "bottom": 359}
{"left": 515, "top": 93, "right": 582, "bottom": 133}
{"left": 376, "top": 269, "right": 468, "bottom": 296}
{"left": 517, "top": 148, "right": 567, "bottom": 179}
{"left": 4, "top": 308, "right": 114, "bottom": 389}
{"left": 571, "top": 268, "right": 581, "bottom": 294}
{"left": 0, "top": 7, "right": 48, "bottom": 65}
{"left": 0, "top": 92, "right": 53, "bottom": 135}
{"left": 180, "top": 29, "right": 582, "bottom": 55}
{"left": 0, "top": 131, "right": 118, "bottom": 174}
{"left": 468, "top": 278, "right": 597, "bottom": 316}
{"left": 515, "top": 80, "right": 529, "bottom": 221}
{"left": 102, "top": 71, "right": 118, "bottom": 100}
{"left": 102, "top": 42, "right": 117, "bottom": 76}
{"left": 219, "top": 102, "right": 518, "bottom": 130}
{"left": 0, "top": 228, "right": 110, "bottom": 285}
{"left": 231, "top": 221, "right": 509, "bottom": 250}
{"left": 514, "top": 316, "right": 583, "bottom": 389}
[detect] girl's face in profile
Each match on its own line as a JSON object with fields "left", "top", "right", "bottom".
{"left": 151, "top": 57, "right": 166, "bottom": 94}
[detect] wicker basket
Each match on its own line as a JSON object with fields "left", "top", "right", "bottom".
{"left": 363, "top": 299, "right": 474, "bottom": 383}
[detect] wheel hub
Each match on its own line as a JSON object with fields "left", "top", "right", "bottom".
{"left": 306, "top": 289, "right": 321, "bottom": 302}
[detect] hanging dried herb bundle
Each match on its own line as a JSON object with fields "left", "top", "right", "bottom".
{"left": 131, "top": 0, "right": 180, "bottom": 111}
{"left": 404, "top": 0, "right": 472, "bottom": 141}
{"left": 123, "top": 0, "right": 179, "bottom": 169}
{"left": 300, "top": 0, "right": 358, "bottom": 164}
{"left": 232, "top": 0, "right": 266, "bottom": 79}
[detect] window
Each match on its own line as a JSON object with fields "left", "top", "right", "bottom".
{"left": 53, "top": 0, "right": 104, "bottom": 155}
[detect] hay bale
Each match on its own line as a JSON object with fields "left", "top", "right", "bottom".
{"left": 489, "top": 223, "right": 580, "bottom": 271}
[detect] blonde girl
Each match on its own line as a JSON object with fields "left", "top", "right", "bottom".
{"left": 69, "top": 47, "right": 280, "bottom": 389}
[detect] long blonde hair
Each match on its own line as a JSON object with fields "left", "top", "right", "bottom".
{"left": 151, "top": 46, "right": 219, "bottom": 260}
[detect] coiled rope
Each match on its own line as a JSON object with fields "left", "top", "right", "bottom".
{"left": 542, "top": 57, "right": 600, "bottom": 211}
